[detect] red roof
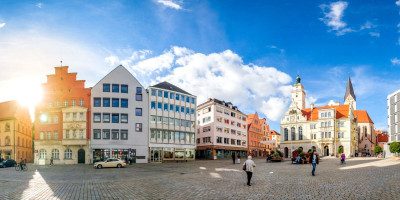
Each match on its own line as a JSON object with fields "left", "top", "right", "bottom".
{"left": 0, "top": 100, "right": 19, "bottom": 120}
{"left": 270, "top": 130, "right": 280, "bottom": 135}
{"left": 377, "top": 134, "right": 388, "bottom": 143}
{"left": 354, "top": 110, "right": 374, "bottom": 124}
{"left": 301, "top": 104, "right": 352, "bottom": 121}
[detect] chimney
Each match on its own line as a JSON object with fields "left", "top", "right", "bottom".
{"left": 311, "top": 103, "right": 314, "bottom": 110}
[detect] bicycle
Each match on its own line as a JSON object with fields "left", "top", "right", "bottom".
{"left": 15, "top": 163, "right": 27, "bottom": 171}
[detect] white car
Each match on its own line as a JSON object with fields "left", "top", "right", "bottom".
{"left": 94, "top": 158, "right": 126, "bottom": 169}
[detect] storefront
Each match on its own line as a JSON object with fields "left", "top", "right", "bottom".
{"left": 150, "top": 147, "right": 195, "bottom": 162}
{"left": 92, "top": 148, "right": 136, "bottom": 163}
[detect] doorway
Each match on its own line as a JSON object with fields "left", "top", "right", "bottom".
{"left": 78, "top": 149, "right": 85, "bottom": 164}
{"left": 324, "top": 146, "right": 329, "bottom": 156}
{"left": 151, "top": 149, "right": 162, "bottom": 162}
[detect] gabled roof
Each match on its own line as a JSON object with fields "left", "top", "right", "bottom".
{"left": 0, "top": 100, "right": 19, "bottom": 120}
{"left": 354, "top": 110, "right": 374, "bottom": 124}
{"left": 151, "top": 81, "right": 192, "bottom": 96}
{"left": 270, "top": 130, "right": 280, "bottom": 136}
{"left": 377, "top": 134, "right": 388, "bottom": 143}
{"left": 301, "top": 104, "right": 352, "bottom": 121}
{"left": 344, "top": 76, "right": 356, "bottom": 101}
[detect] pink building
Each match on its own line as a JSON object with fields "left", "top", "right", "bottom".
{"left": 196, "top": 98, "right": 248, "bottom": 160}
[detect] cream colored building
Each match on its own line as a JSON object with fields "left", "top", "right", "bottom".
{"left": 270, "top": 130, "right": 280, "bottom": 150}
{"left": 280, "top": 75, "right": 358, "bottom": 158}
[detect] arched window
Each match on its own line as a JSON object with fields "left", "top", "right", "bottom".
{"left": 291, "top": 127, "right": 296, "bottom": 140}
{"left": 5, "top": 136, "right": 10, "bottom": 145}
{"left": 64, "top": 149, "right": 72, "bottom": 159}
{"left": 52, "top": 149, "right": 59, "bottom": 159}
{"left": 284, "top": 128, "right": 288, "bottom": 141}
{"left": 5, "top": 123, "right": 10, "bottom": 132}
{"left": 364, "top": 127, "right": 367, "bottom": 137}
{"left": 298, "top": 126, "right": 303, "bottom": 140}
{"left": 357, "top": 127, "right": 360, "bottom": 140}
{"left": 39, "top": 149, "right": 46, "bottom": 159}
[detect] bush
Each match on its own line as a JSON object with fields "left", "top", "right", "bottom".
{"left": 374, "top": 146, "right": 383, "bottom": 154}
{"left": 275, "top": 149, "right": 283, "bottom": 157}
{"left": 389, "top": 142, "right": 400, "bottom": 155}
{"left": 297, "top": 147, "right": 303, "bottom": 154}
{"left": 338, "top": 146, "right": 344, "bottom": 154}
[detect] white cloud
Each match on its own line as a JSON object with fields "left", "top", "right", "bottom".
{"left": 117, "top": 46, "right": 293, "bottom": 121}
{"left": 157, "top": 0, "right": 183, "bottom": 10}
{"left": 0, "top": 23, "right": 5, "bottom": 29}
{"left": 369, "top": 32, "right": 380, "bottom": 37}
{"left": 391, "top": 57, "right": 400, "bottom": 65}
{"left": 396, "top": 0, "right": 400, "bottom": 6}
{"left": 320, "top": 1, "right": 352, "bottom": 35}
{"left": 36, "top": 3, "right": 43, "bottom": 8}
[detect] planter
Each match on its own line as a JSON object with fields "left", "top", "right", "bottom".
{"left": 377, "top": 155, "right": 382, "bottom": 158}
{"left": 392, "top": 156, "right": 400, "bottom": 161}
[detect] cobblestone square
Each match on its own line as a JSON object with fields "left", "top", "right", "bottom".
{"left": 0, "top": 157, "right": 399, "bottom": 200}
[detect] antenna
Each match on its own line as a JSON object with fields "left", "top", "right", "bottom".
{"left": 60, "top": 60, "right": 63, "bottom": 67}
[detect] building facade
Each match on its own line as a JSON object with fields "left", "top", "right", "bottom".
{"left": 247, "top": 113, "right": 263, "bottom": 157}
{"left": 0, "top": 101, "right": 33, "bottom": 162}
{"left": 91, "top": 65, "right": 148, "bottom": 163}
{"left": 354, "top": 110, "right": 376, "bottom": 156}
{"left": 260, "top": 118, "right": 272, "bottom": 154}
{"left": 387, "top": 89, "right": 400, "bottom": 157}
{"left": 270, "top": 130, "right": 280, "bottom": 150}
{"left": 34, "top": 66, "right": 91, "bottom": 165}
{"left": 148, "top": 82, "right": 196, "bottom": 162}
{"left": 196, "top": 99, "right": 248, "bottom": 160}
{"left": 280, "top": 75, "right": 358, "bottom": 158}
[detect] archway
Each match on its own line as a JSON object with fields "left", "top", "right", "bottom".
{"left": 324, "top": 146, "right": 329, "bottom": 156}
{"left": 78, "top": 149, "right": 85, "bottom": 164}
{"left": 284, "top": 147, "right": 288, "bottom": 158}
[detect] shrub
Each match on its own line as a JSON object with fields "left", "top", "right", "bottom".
{"left": 307, "top": 149, "right": 312, "bottom": 154}
{"left": 374, "top": 146, "right": 383, "bottom": 154}
{"left": 338, "top": 146, "right": 344, "bottom": 154}
{"left": 389, "top": 142, "right": 400, "bottom": 155}
{"left": 297, "top": 147, "right": 303, "bottom": 154}
{"left": 276, "top": 149, "right": 283, "bottom": 157}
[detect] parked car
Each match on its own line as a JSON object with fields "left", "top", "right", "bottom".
{"left": 94, "top": 158, "right": 126, "bottom": 169}
{"left": 0, "top": 160, "right": 17, "bottom": 168}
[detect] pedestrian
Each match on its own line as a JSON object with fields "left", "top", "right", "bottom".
{"left": 310, "top": 150, "right": 319, "bottom": 176}
{"left": 50, "top": 156, "right": 54, "bottom": 166}
{"left": 237, "top": 154, "right": 241, "bottom": 164}
{"left": 232, "top": 152, "right": 236, "bottom": 164}
{"left": 125, "top": 156, "right": 128, "bottom": 164}
{"left": 243, "top": 156, "right": 256, "bottom": 186}
{"left": 19, "top": 158, "right": 24, "bottom": 171}
{"left": 341, "top": 153, "right": 346, "bottom": 165}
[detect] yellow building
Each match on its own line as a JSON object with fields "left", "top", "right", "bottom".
{"left": 0, "top": 100, "right": 33, "bottom": 162}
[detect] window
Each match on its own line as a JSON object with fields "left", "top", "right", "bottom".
{"left": 197, "top": 138, "right": 200, "bottom": 144}
{"left": 299, "top": 126, "right": 303, "bottom": 140}
{"left": 158, "top": 102, "right": 162, "bottom": 110}
{"left": 136, "top": 108, "right": 142, "bottom": 116}
{"left": 5, "top": 136, "right": 10, "bottom": 145}
{"left": 202, "top": 137, "right": 211, "bottom": 143}
{"left": 94, "top": 98, "right": 101, "bottom": 107}
{"left": 48, "top": 101, "right": 53, "bottom": 107}
{"left": 63, "top": 100, "right": 68, "bottom": 107}
{"left": 158, "top": 90, "right": 162, "bottom": 97}
{"left": 191, "top": 109, "right": 195, "bottom": 115}
{"left": 175, "top": 94, "right": 180, "bottom": 101}
{"left": 284, "top": 128, "right": 288, "bottom": 141}
{"left": 64, "top": 149, "right": 72, "bottom": 159}
{"left": 121, "top": 99, "right": 128, "bottom": 108}
{"left": 231, "top": 112, "right": 236, "bottom": 117}
{"left": 39, "top": 149, "right": 46, "bottom": 159}
{"left": 151, "top": 101, "right": 156, "bottom": 109}
{"left": 121, "top": 114, "right": 128, "bottom": 123}
{"left": 158, "top": 116, "right": 163, "bottom": 124}
{"left": 103, "top": 84, "right": 110, "bottom": 92}
{"left": 103, "top": 98, "right": 110, "bottom": 107}
{"left": 186, "top": 107, "right": 190, "bottom": 115}
{"left": 121, "top": 130, "right": 128, "bottom": 140}
{"left": 164, "top": 103, "right": 168, "bottom": 111}
{"left": 54, "top": 115, "right": 59, "bottom": 124}
{"left": 52, "top": 149, "right": 59, "bottom": 159}
{"left": 231, "top": 139, "right": 236, "bottom": 145}
{"left": 121, "top": 85, "right": 128, "bottom": 93}
{"left": 73, "top": 113, "right": 77, "bottom": 120}
{"left": 175, "top": 105, "right": 180, "bottom": 113}
{"left": 180, "top": 106, "right": 184, "bottom": 113}
{"left": 65, "top": 130, "right": 70, "bottom": 139}
{"left": 163, "top": 117, "right": 168, "bottom": 125}
{"left": 136, "top": 94, "right": 142, "bottom": 101}
{"left": 186, "top": 96, "right": 190, "bottom": 103}
{"left": 112, "top": 114, "right": 119, "bottom": 123}
{"left": 94, "top": 129, "right": 101, "bottom": 139}
{"left": 170, "top": 104, "right": 174, "bottom": 111}
{"left": 79, "top": 129, "right": 84, "bottom": 139}
{"left": 79, "top": 99, "right": 84, "bottom": 106}
{"left": 216, "top": 106, "right": 223, "bottom": 113}
{"left": 103, "top": 113, "right": 110, "bottom": 123}
{"left": 169, "top": 118, "right": 175, "bottom": 125}
{"left": 102, "top": 129, "right": 110, "bottom": 139}
{"left": 224, "top": 138, "right": 229, "bottom": 144}
{"left": 112, "top": 129, "right": 119, "bottom": 140}
{"left": 112, "top": 98, "right": 119, "bottom": 107}
{"left": 203, "top": 126, "right": 211, "bottom": 132}
{"left": 136, "top": 123, "right": 142, "bottom": 132}
{"left": 151, "top": 89, "right": 156, "bottom": 96}
{"left": 216, "top": 137, "right": 222, "bottom": 143}
{"left": 191, "top": 98, "right": 195, "bottom": 104}
{"left": 181, "top": 95, "right": 185, "bottom": 102}
{"left": 170, "top": 92, "right": 174, "bottom": 99}
{"left": 71, "top": 99, "right": 76, "bottom": 106}
{"left": 164, "top": 91, "right": 169, "bottom": 98}
{"left": 53, "top": 131, "right": 58, "bottom": 140}
{"left": 112, "top": 84, "right": 119, "bottom": 93}
{"left": 94, "top": 113, "right": 101, "bottom": 122}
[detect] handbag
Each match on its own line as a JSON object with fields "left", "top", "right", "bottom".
{"left": 242, "top": 163, "right": 246, "bottom": 171}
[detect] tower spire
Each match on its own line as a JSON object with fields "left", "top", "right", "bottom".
{"left": 344, "top": 75, "right": 356, "bottom": 102}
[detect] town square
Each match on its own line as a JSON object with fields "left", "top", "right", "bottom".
{"left": 1, "top": 1, "right": 400, "bottom": 200}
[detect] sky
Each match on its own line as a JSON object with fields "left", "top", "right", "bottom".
{"left": 0, "top": 0, "right": 400, "bottom": 132}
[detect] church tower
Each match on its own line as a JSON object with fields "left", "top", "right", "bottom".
{"left": 290, "top": 75, "right": 306, "bottom": 109}
{"left": 344, "top": 76, "right": 356, "bottom": 110}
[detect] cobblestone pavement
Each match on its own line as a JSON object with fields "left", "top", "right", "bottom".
{"left": 0, "top": 157, "right": 399, "bottom": 200}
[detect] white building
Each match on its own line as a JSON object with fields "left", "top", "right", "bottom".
{"left": 386, "top": 88, "right": 400, "bottom": 157}
{"left": 91, "top": 65, "right": 149, "bottom": 163}
{"left": 148, "top": 82, "right": 196, "bottom": 162}
{"left": 196, "top": 98, "right": 248, "bottom": 160}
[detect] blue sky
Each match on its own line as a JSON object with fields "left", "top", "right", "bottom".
{"left": 0, "top": 0, "right": 400, "bottom": 132}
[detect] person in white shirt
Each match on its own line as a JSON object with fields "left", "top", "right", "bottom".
{"left": 243, "top": 156, "right": 256, "bottom": 186}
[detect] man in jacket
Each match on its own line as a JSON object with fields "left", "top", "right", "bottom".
{"left": 243, "top": 156, "right": 256, "bottom": 186}
{"left": 231, "top": 153, "right": 235, "bottom": 164}
{"left": 310, "top": 150, "right": 319, "bottom": 176}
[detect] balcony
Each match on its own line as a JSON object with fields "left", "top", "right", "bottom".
{"left": 62, "top": 139, "right": 88, "bottom": 146}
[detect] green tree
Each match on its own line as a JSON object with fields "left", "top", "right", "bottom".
{"left": 374, "top": 146, "right": 383, "bottom": 154}
{"left": 389, "top": 142, "right": 400, "bottom": 155}
{"left": 338, "top": 146, "right": 344, "bottom": 154}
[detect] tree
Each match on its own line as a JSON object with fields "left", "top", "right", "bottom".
{"left": 374, "top": 146, "right": 383, "bottom": 154}
{"left": 338, "top": 146, "right": 344, "bottom": 154}
{"left": 389, "top": 142, "right": 400, "bottom": 155}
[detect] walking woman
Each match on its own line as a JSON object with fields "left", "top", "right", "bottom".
{"left": 243, "top": 156, "right": 256, "bottom": 186}
{"left": 310, "top": 150, "right": 319, "bottom": 176}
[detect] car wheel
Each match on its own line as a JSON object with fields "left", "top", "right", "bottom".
{"left": 117, "top": 164, "right": 122, "bottom": 168}
{"left": 97, "top": 164, "right": 102, "bottom": 169}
